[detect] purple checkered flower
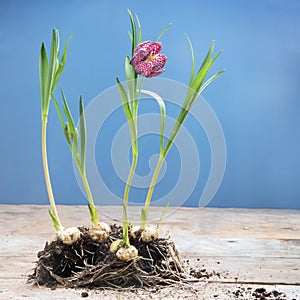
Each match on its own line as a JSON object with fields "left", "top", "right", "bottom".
{"left": 130, "top": 41, "right": 167, "bottom": 77}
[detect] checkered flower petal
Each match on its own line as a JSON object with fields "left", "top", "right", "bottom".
{"left": 130, "top": 41, "right": 167, "bottom": 78}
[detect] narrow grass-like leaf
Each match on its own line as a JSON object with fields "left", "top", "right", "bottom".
{"left": 125, "top": 56, "right": 137, "bottom": 111}
{"left": 127, "top": 9, "right": 136, "bottom": 55}
{"left": 164, "top": 43, "right": 224, "bottom": 157}
{"left": 48, "top": 208, "right": 61, "bottom": 231}
{"left": 184, "top": 33, "right": 195, "bottom": 86}
{"left": 198, "top": 69, "right": 226, "bottom": 94}
{"left": 135, "top": 13, "right": 142, "bottom": 44}
{"left": 47, "top": 29, "right": 58, "bottom": 97}
{"left": 163, "top": 118, "right": 182, "bottom": 157}
{"left": 191, "top": 61, "right": 212, "bottom": 93}
{"left": 52, "top": 34, "right": 73, "bottom": 90}
{"left": 123, "top": 204, "right": 130, "bottom": 245}
{"left": 116, "top": 77, "right": 138, "bottom": 156}
{"left": 73, "top": 128, "right": 79, "bottom": 160}
{"left": 52, "top": 94, "right": 65, "bottom": 130}
{"left": 39, "top": 43, "right": 49, "bottom": 116}
{"left": 88, "top": 204, "right": 98, "bottom": 226}
{"left": 79, "top": 95, "right": 86, "bottom": 171}
{"left": 61, "top": 88, "right": 76, "bottom": 139}
{"left": 128, "top": 31, "right": 133, "bottom": 42}
{"left": 191, "top": 50, "right": 222, "bottom": 95}
{"left": 140, "top": 208, "right": 147, "bottom": 229}
{"left": 54, "top": 117, "right": 74, "bottom": 157}
{"left": 116, "top": 77, "right": 133, "bottom": 122}
{"left": 197, "top": 40, "right": 215, "bottom": 74}
{"left": 156, "top": 23, "right": 172, "bottom": 42}
{"left": 141, "top": 89, "right": 166, "bottom": 154}
{"left": 157, "top": 202, "right": 170, "bottom": 230}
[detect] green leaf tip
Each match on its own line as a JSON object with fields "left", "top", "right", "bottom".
{"left": 122, "top": 203, "right": 130, "bottom": 246}
{"left": 88, "top": 204, "right": 98, "bottom": 226}
{"left": 140, "top": 208, "right": 148, "bottom": 229}
{"left": 79, "top": 95, "right": 86, "bottom": 171}
{"left": 48, "top": 208, "right": 61, "bottom": 231}
{"left": 156, "top": 22, "right": 172, "bottom": 41}
{"left": 158, "top": 202, "right": 170, "bottom": 229}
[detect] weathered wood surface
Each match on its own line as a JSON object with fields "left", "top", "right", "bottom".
{"left": 0, "top": 205, "right": 299, "bottom": 299}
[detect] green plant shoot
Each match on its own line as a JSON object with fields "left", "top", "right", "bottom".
{"left": 140, "top": 35, "right": 226, "bottom": 228}
{"left": 39, "top": 29, "right": 72, "bottom": 231}
{"left": 117, "top": 10, "right": 171, "bottom": 244}
{"left": 116, "top": 9, "right": 140, "bottom": 246}
{"left": 52, "top": 90, "right": 99, "bottom": 226}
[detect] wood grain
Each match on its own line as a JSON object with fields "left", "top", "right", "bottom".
{"left": 0, "top": 205, "right": 299, "bottom": 299}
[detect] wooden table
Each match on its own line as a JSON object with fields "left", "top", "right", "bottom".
{"left": 0, "top": 205, "right": 299, "bottom": 299}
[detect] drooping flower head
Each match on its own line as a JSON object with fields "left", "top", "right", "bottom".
{"left": 130, "top": 41, "right": 167, "bottom": 78}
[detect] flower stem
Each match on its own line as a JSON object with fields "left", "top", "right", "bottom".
{"left": 80, "top": 170, "right": 98, "bottom": 226}
{"left": 123, "top": 153, "right": 138, "bottom": 246}
{"left": 41, "top": 117, "right": 62, "bottom": 231}
{"left": 141, "top": 154, "right": 164, "bottom": 229}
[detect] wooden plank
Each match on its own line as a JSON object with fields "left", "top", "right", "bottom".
{"left": 0, "top": 280, "right": 299, "bottom": 300}
{"left": 1, "top": 254, "right": 299, "bottom": 285}
{"left": 1, "top": 205, "right": 300, "bottom": 239}
{"left": 1, "top": 235, "right": 299, "bottom": 259}
{"left": 0, "top": 205, "right": 299, "bottom": 299}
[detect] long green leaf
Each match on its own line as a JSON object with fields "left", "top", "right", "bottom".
{"left": 39, "top": 43, "right": 49, "bottom": 116}
{"left": 157, "top": 202, "right": 170, "bottom": 229}
{"left": 191, "top": 60, "right": 212, "bottom": 93}
{"left": 197, "top": 40, "right": 215, "bottom": 75}
{"left": 127, "top": 9, "right": 136, "bottom": 55}
{"left": 60, "top": 88, "right": 76, "bottom": 139}
{"left": 79, "top": 95, "right": 86, "bottom": 171}
{"left": 156, "top": 22, "right": 172, "bottom": 42}
{"left": 198, "top": 69, "right": 226, "bottom": 94}
{"left": 128, "top": 31, "right": 133, "bottom": 42}
{"left": 123, "top": 203, "right": 130, "bottom": 246}
{"left": 47, "top": 29, "right": 58, "bottom": 97}
{"left": 52, "top": 94, "right": 65, "bottom": 130}
{"left": 184, "top": 33, "right": 195, "bottom": 86}
{"left": 52, "top": 34, "right": 74, "bottom": 91}
{"left": 141, "top": 89, "right": 166, "bottom": 155}
{"left": 125, "top": 56, "right": 137, "bottom": 112}
{"left": 135, "top": 13, "right": 142, "bottom": 44}
{"left": 52, "top": 94, "right": 76, "bottom": 156}
{"left": 164, "top": 42, "right": 224, "bottom": 157}
{"left": 191, "top": 50, "right": 222, "bottom": 95}
{"left": 116, "top": 78, "right": 138, "bottom": 156}
{"left": 48, "top": 208, "right": 61, "bottom": 231}
{"left": 116, "top": 77, "right": 133, "bottom": 122}
{"left": 73, "top": 127, "right": 79, "bottom": 160}
{"left": 140, "top": 208, "right": 147, "bottom": 229}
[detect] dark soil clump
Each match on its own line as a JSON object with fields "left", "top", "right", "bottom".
{"left": 224, "top": 286, "right": 289, "bottom": 300}
{"left": 29, "top": 225, "right": 192, "bottom": 288}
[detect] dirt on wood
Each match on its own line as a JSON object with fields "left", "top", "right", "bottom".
{"left": 28, "top": 224, "right": 294, "bottom": 299}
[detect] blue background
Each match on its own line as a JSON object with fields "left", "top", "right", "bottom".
{"left": 1, "top": 0, "right": 300, "bottom": 209}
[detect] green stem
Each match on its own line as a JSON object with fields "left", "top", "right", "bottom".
{"left": 123, "top": 153, "right": 138, "bottom": 245}
{"left": 137, "top": 76, "right": 144, "bottom": 101}
{"left": 41, "top": 117, "right": 62, "bottom": 231}
{"left": 81, "top": 170, "right": 98, "bottom": 226}
{"left": 141, "top": 154, "right": 164, "bottom": 229}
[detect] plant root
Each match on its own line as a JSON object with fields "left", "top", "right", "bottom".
{"left": 29, "top": 225, "right": 197, "bottom": 289}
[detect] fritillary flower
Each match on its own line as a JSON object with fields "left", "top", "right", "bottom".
{"left": 130, "top": 41, "right": 167, "bottom": 77}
